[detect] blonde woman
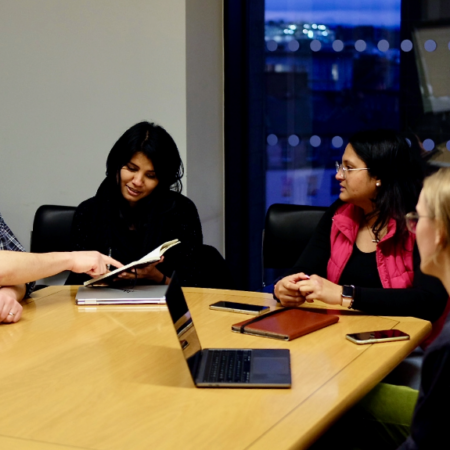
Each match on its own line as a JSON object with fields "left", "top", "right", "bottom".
{"left": 311, "top": 167, "right": 450, "bottom": 449}
{"left": 401, "top": 167, "right": 450, "bottom": 448}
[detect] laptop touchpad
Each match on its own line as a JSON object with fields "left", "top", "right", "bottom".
{"left": 252, "top": 357, "right": 290, "bottom": 375}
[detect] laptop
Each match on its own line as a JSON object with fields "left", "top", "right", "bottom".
{"left": 165, "top": 273, "right": 291, "bottom": 388}
{"left": 75, "top": 285, "right": 168, "bottom": 305}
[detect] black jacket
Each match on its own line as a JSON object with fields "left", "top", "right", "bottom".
{"left": 399, "top": 320, "right": 450, "bottom": 449}
{"left": 65, "top": 178, "right": 203, "bottom": 286}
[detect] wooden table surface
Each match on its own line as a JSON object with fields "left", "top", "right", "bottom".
{"left": 0, "top": 286, "right": 430, "bottom": 450}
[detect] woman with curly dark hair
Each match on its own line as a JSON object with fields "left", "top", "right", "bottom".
{"left": 275, "top": 129, "right": 448, "bottom": 333}
{"left": 66, "top": 121, "right": 203, "bottom": 287}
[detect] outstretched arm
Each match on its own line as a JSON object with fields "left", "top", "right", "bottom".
{"left": 0, "top": 251, "right": 123, "bottom": 286}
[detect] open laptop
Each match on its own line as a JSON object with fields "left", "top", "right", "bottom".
{"left": 166, "top": 273, "right": 291, "bottom": 388}
{"left": 76, "top": 285, "right": 167, "bottom": 305}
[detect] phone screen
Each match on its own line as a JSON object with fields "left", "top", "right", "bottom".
{"left": 346, "top": 329, "right": 410, "bottom": 344}
{"left": 209, "top": 301, "right": 269, "bottom": 313}
{"left": 352, "top": 330, "right": 409, "bottom": 340}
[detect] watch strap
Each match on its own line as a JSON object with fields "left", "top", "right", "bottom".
{"left": 341, "top": 297, "right": 354, "bottom": 308}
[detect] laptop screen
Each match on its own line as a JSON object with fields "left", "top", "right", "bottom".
{"left": 165, "top": 273, "right": 203, "bottom": 379}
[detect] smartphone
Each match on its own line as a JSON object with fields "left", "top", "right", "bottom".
{"left": 209, "top": 301, "right": 270, "bottom": 315}
{"left": 346, "top": 329, "right": 410, "bottom": 345}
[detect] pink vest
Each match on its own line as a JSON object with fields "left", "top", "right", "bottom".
{"left": 327, "top": 203, "right": 415, "bottom": 288}
{"left": 326, "top": 203, "right": 449, "bottom": 348}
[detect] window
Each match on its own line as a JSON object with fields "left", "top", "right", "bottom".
{"left": 225, "top": 0, "right": 450, "bottom": 290}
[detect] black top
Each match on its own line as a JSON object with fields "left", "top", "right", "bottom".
{"left": 339, "top": 244, "right": 383, "bottom": 288}
{"left": 65, "top": 179, "right": 203, "bottom": 287}
{"left": 399, "top": 320, "right": 450, "bottom": 449}
{"left": 282, "top": 200, "right": 447, "bottom": 322}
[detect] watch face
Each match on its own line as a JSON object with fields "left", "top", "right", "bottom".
{"left": 342, "top": 285, "right": 354, "bottom": 298}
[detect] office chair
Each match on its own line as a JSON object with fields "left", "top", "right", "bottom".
{"left": 30, "top": 205, "right": 76, "bottom": 289}
{"left": 31, "top": 205, "right": 76, "bottom": 253}
{"left": 262, "top": 203, "right": 327, "bottom": 287}
{"left": 193, "top": 245, "right": 235, "bottom": 290}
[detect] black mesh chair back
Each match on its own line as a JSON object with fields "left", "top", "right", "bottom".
{"left": 262, "top": 204, "right": 327, "bottom": 286}
{"left": 31, "top": 205, "right": 76, "bottom": 253}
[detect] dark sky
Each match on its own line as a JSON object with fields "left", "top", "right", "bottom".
{"left": 265, "top": 0, "right": 401, "bottom": 27}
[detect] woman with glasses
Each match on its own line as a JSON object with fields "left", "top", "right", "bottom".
{"left": 274, "top": 129, "right": 447, "bottom": 334}
{"left": 311, "top": 167, "right": 450, "bottom": 449}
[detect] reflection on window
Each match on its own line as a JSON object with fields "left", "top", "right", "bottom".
{"left": 264, "top": 0, "right": 401, "bottom": 209}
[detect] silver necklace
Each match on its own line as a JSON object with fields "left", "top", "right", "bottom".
{"left": 366, "top": 223, "right": 380, "bottom": 243}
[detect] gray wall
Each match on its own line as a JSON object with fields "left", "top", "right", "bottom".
{"left": 186, "top": 0, "right": 224, "bottom": 250}
{"left": 0, "top": 0, "right": 224, "bottom": 255}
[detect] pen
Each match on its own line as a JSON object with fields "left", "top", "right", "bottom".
{"left": 107, "top": 248, "right": 112, "bottom": 270}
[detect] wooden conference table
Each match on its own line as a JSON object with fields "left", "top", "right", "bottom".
{"left": 0, "top": 286, "right": 430, "bottom": 450}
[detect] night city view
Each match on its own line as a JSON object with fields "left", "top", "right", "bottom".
{"left": 264, "top": 1, "right": 402, "bottom": 209}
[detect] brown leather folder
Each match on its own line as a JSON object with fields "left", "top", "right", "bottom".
{"left": 231, "top": 307, "right": 339, "bottom": 341}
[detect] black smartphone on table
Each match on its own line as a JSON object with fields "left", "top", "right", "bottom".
{"left": 209, "top": 301, "right": 270, "bottom": 315}
{"left": 346, "top": 329, "right": 410, "bottom": 345}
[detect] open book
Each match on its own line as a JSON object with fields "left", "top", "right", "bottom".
{"left": 84, "top": 239, "right": 180, "bottom": 287}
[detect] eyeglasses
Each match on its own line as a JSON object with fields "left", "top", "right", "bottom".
{"left": 405, "top": 212, "right": 432, "bottom": 233}
{"left": 335, "top": 162, "right": 370, "bottom": 179}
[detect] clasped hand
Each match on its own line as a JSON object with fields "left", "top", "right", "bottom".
{"left": 274, "top": 273, "right": 342, "bottom": 307}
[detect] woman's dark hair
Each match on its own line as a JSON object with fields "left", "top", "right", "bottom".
{"left": 106, "top": 121, "right": 184, "bottom": 192}
{"left": 349, "top": 129, "right": 425, "bottom": 242}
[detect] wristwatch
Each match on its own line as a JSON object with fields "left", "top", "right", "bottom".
{"left": 341, "top": 285, "right": 355, "bottom": 309}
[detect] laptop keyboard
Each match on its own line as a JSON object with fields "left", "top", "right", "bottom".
{"left": 203, "top": 350, "right": 252, "bottom": 383}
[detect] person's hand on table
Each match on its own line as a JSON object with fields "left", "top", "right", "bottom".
{"left": 0, "top": 288, "right": 23, "bottom": 323}
{"left": 117, "top": 257, "right": 167, "bottom": 284}
{"left": 275, "top": 273, "right": 310, "bottom": 307}
{"left": 296, "top": 275, "right": 342, "bottom": 305}
{"left": 70, "top": 251, "right": 123, "bottom": 277}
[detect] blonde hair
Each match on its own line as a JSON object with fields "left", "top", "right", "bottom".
{"left": 422, "top": 167, "right": 450, "bottom": 254}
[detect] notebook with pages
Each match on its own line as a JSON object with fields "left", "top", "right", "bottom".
{"left": 165, "top": 273, "right": 291, "bottom": 388}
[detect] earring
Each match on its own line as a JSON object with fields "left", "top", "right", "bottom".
{"left": 376, "top": 182, "right": 380, "bottom": 187}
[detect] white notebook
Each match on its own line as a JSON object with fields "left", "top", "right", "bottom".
{"left": 84, "top": 239, "right": 180, "bottom": 287}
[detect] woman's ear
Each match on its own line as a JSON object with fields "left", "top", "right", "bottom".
{"left": 435, "top": 221, "right": 447, "bottom": 248}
